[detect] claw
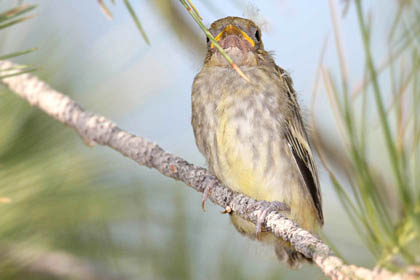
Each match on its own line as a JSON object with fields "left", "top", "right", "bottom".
{"left": 250, "top": 201, "right": 290, "bottom": 239}
{"left": 256, "top": 207, "right": 269, "bottom": 239}
{"left": 201, "top": 186, "right": 211, "bottom": 212}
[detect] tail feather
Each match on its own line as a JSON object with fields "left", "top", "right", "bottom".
{"left": 274, "top": 241, "right": 312, "bottom": 269}
{"left": 230, "top": 214, "right": 313, "bottom": 268}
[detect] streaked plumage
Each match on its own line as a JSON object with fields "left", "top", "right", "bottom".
{"left": 191, "top": 16, "right": 323, "bottom": 267}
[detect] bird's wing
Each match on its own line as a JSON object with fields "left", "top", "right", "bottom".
{"left": 276, "top": 66, "right": 324, "bottom": 225}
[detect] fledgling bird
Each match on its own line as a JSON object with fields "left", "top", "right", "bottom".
{"left": 191, "top": 16, "right": 323, "bottom": 267}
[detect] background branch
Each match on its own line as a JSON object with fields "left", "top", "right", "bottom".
{"left": 0, "top": 60, "right": 417, "bottom": 280}
{"left": 1, "top": 243, "right": 123, "bottom": 280}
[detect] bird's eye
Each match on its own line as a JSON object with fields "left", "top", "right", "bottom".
{"left": 206, "top": 36, "right": 210, "bottom": 44}
{"left": 255, "top": 30, "right": 261, "bottom": 41}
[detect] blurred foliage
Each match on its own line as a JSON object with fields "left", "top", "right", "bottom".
{"left": 122, "top": 0, "right": 150, "bottom": 45}
{"left": 0, "top": 3, "right": 192, "bottom": 279}
{"left": 0, "top": 86, "right": 120, "bottom": 278}
{"left": 0, "top": 88, "right": 200, "bottom": 279}
{"left": 313, "top": 0, "right": 420, "bottom": 270}
{"left": 0, "top": 3, "right": 36, "bottom": 78}
{"left": 98, "top": 0, "right": 205, "bottom": 57}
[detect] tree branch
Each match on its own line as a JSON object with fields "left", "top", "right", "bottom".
{"left": 0, "top": 60, "right": 418, "bottom": 280}
{"left": 1, "top": 243, "right": 124, "bottom": 280}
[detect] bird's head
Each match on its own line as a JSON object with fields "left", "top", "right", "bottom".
{"left": 204, "top": 16, "right": 272, "bottom": 67}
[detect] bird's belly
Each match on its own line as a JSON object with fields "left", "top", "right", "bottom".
{"left": 213, "top": 116, "right": 318, "bottom": 234}
{"left": 214, "top": 114, "right": 290, "bottom": 202}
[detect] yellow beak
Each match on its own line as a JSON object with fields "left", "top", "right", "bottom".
{"left": 211, "top": 24, "right": 255, "bottom": 49}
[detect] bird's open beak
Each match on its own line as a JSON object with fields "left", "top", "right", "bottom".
{"left": 211, "top": 24, "right": 255, "bottom": 49}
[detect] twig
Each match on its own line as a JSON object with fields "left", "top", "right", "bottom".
{"left": 0, "top": 60, "right": 417, "bottom": 280}
{"left": 123, "top": 0, "right": 150, "bottom": 45}
{"left": 179, "top": 0, "right": 250, "bottom": 82}
{"left": 1, "top": 243, "right": 124, "bottom": 280}
{"left": 97, "top": 0, "right": 113, "bottom": 20}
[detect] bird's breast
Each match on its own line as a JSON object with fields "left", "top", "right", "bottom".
{"left": 193, "top": 66, "right": 293, "bottom": 201}
{"left": 214, "top": 93, "right": 290, "bottom": 201}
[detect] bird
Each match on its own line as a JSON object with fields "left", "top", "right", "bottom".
{"left": 191, "top": 16, "right": 323, "bottom": 267}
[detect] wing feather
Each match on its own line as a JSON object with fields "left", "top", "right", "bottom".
{"left": 276, "top": 66, "right": 324, "bottom": 225}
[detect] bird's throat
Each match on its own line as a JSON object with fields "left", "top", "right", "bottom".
{"left": 208, "top": 47, "right": 258, "bottom": 67}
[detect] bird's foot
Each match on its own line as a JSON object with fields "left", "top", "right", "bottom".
{"left": 248, "top": 201, "right": 290, "bottom": 239}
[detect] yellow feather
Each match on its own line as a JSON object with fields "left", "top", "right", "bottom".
{"left": 215, "top": 103, "right": 319, "bottom": 237}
